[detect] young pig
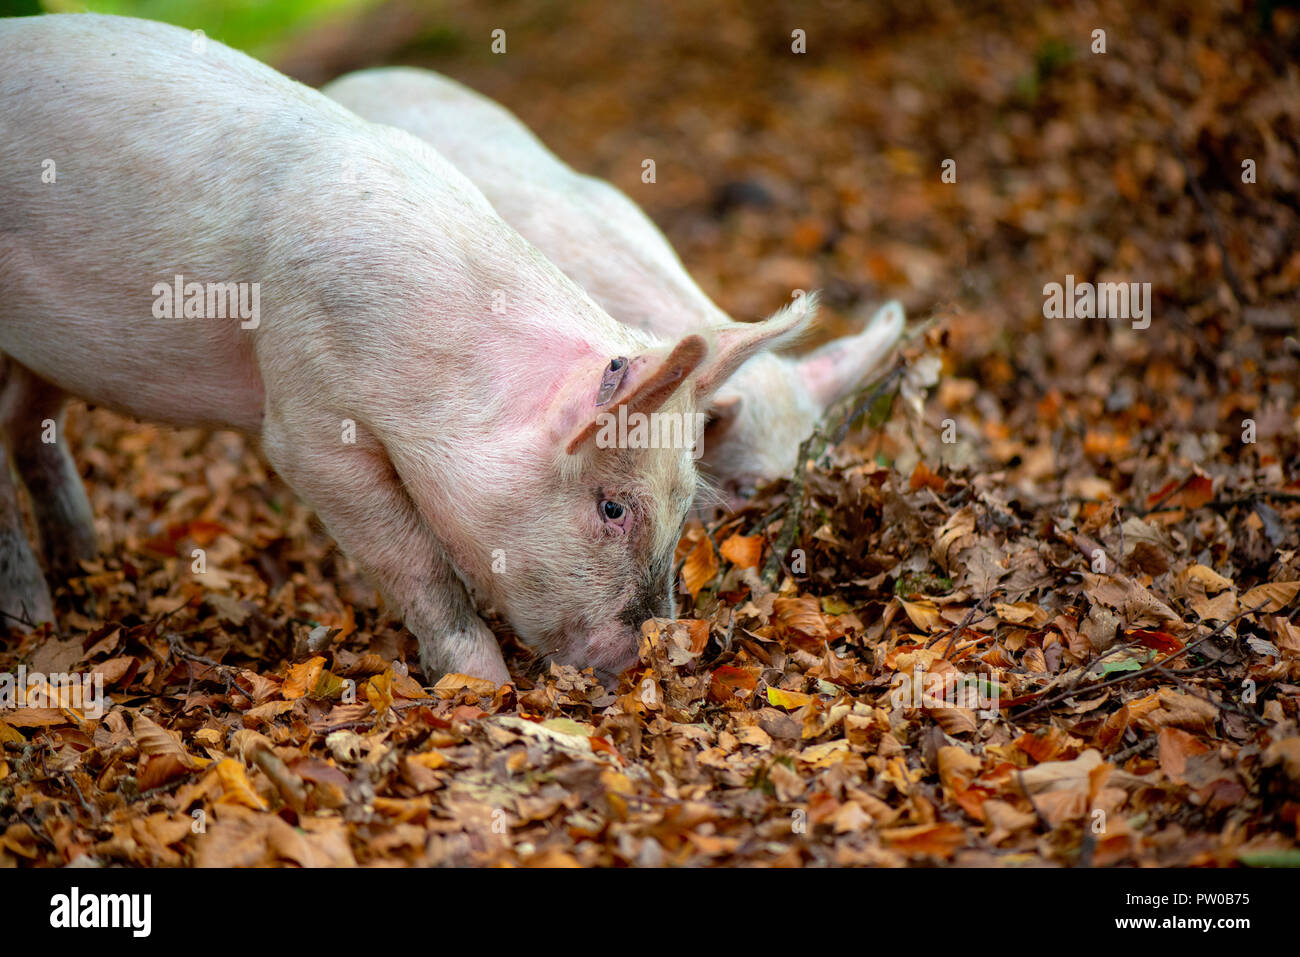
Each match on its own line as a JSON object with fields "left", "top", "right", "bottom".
{"left": 0, "top": 14, "right": 811, "bottom": 683}
{"left": 324, "top": 67, "right": 906, "bottom": 503}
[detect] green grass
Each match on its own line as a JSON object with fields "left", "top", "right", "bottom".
{"left": 35, "top": 0, "right": 382, "bottom": 58}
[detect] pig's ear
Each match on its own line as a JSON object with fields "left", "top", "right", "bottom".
{"left": 797, "top": 300, "right": 905, "bottom": 410}
{"left": 565, "top": 334, "right": 708, "bottom": 454}
{"left": 693, "top": 293, "right": 819, "bottom": 400}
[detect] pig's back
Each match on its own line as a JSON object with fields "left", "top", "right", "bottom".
{"left": 325, "top": 68, "right": 723, "bottom": 341}
{"left": 0, "top": 15, "right": 362, "bottom": 431}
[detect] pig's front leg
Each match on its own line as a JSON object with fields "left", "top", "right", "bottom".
{"left": 1, "top": 364, "right": 98, "bottom": 576}
{"left": 0, "top": 359, "right": 57, "bottom": 628}
{"left": 0, "top": 443, "right": 55, "bottom": 629}
{"left": 261, "top": 413, "right": 510, "bottom": 685}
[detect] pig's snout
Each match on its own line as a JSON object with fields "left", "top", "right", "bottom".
{"left": 579, "top": 578, "right": 674, "bottom": 682}
{"left": 585, "top": 617, "right": 650, "bottom": 675}
{"left": 582, "top": 624, "right": 643, "bottom": 685}
{"left": 617, "top": 583, "right": 673, "bottom": 632}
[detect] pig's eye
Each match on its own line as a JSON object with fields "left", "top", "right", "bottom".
{"left": 600, "top": 499, "right": 627, "bottom": 526}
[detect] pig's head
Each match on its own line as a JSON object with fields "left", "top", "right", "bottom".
{"left": 698, "top": 299, "right": 906, "bottom": 506}
{"left": 465, "top": 302, "right": 814, "bottom": 681}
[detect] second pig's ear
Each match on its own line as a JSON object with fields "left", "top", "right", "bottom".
{"left": 565, "top": 334, "right": 708, "bottom": 454}
{"left": 692, "top": 293, "right": 819, "bottom": 401}
{"left": 797, "top": 300, "right": 905, "bottom": 410}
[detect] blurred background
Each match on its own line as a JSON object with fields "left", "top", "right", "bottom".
{"left": 4, "top": 0, "right": 1297, "bottom": 525}
{"left": 3, "top": 2, "right": 1299, "bottom": 870}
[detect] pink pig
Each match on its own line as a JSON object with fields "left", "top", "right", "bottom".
{"left": 0, "top": 14, "right": 810, "bottom": 683}
{"left": 324, "top": 67, "right": 905, "bottom": 503}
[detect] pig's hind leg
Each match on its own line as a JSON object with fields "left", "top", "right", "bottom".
{"left": 0, "top": 362, "right": 98, "bottom": 578}
{"left": 0, "top": 359, "right": 57, "bottom": 629}
{"left": 261, "top": 409, "right": 511, "bottom": 685}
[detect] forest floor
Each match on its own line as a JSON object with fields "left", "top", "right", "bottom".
{"left": 3, "top": 0, "right": 1300, "bottom": 867}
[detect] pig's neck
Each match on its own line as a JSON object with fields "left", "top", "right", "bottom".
{"left": 451, "top": 254, "right": 652, "bottom": 428}
{"left": 380, "top": 288, "right": 640, "bottom": 564}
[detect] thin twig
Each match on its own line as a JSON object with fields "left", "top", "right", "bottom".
{"left": 1111, "top": 736, "right": 1158, "bottom": 763}
{"left": 1207, "top": 491, "right": 1300, "bottom": 510}
{"left": 61, "top": 770, "right": 97, "bottom": 822}
{"left": 1010, "top": 604, "right": 1264, "bottom": 720}
{"left": 920, "top": 600, "right": 994, "bottom": 656}
{"left": 0, "top": 606, "right": 40, "bottom": 628}
{"left": 1154, "top": 663, "right": 1267, "bottom": 727}
{"left": 1132, "top": 473, "right": 1195, "bottom": 519}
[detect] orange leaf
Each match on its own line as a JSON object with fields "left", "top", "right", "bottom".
{"left": 909, "top": 461, "right": 945, "bottom": 492}
{"left": 1084, "top": 431, "right": 1131, "bottom": 458}
{"left": 434, "top": 673, "right": 500, "bottom": 698}
{"left": 141, "top": 519, "right": 229, "bottom": 556}
{"left": 881, "top": 822, "right": 966, "bottom": 859}
{"left": 1129, "top": 629, "right": 1183, "bottom": 654}
{"left": 0, "top": 721, "right": 23, "bottom": 746}
{"left": 683, "top": 619, "right": 710, "bottom": 655}
{"left": 709, "top": 665, "right": 759, "bottom": 704}
{"left": 1147, "top": 475, "right": 1213, "bottom": 511}
{"left": 682, "top": 535, "right": 719, "bottom": 599}
{"left": 1240, "top": 582, "right": 1300, "bottom": 614}
{"left": 899, "top": 598, "right": 943, "bottom": 632}
{"left": 408, "top": 751, "right": 448, "bottom": 771}
{"left": 366, "top": 670, "right": 395, "bottom": 716}
{"left": 719, "top": 533, "right": 763, "bottom": 570}
{"left": 1015, "top": 727, "right": 1074, "bottom": 763}
{"left": 1175, "top": 475, "right": 1214, "bottom": 509}
{"left": 214, "top": 758, "right": 267, "bottom": 810}
{"left": 283, "top": 656, "right": 326, "bottom": 700}
{"left": 589, "top": 736, "right": 624, "bottom": 764}
{"left": 952, "top": 786, "right": 991, "bottom": 822}
{"left": 186, "top": 519, "right": 228, "bottom": 547}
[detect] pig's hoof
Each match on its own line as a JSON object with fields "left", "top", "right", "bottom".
{"left": 418, "top": 628, "right": 511, "bottom": 687}
{"left": 0, "top": 529, "right": 55, "bottom": 629}
{"left": 43, "top": 527, "right": 99, "bottom": 579}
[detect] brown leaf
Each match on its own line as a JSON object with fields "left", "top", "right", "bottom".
{"left": 898, "top": 597, "right": 943, "bottom": 632}
{"left": 1158, "top": 727, "right": 1211, "bottom": 784}
{"left": 773, "top": 596, "right": 829, "bottom": 638}
{"left": 1262, "top": 738, "right": 1300, "bottom": 783}
{"left": 433, "top": 672, "right": 499, "bottom": 698}
{"left": 1240, "top": 582, "right": 1300, "bottom": 614}
{"left": 932, "top": 507, "right": 977, "bottom": 572}
{"left": 937, "top": 745, "right": 982, "bottom": 791}
{"left": 984, "top": 799, "right": 1038, "bottom": 845}
{"left": 132, "top": 712, "right": 202, "bottom": 769}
